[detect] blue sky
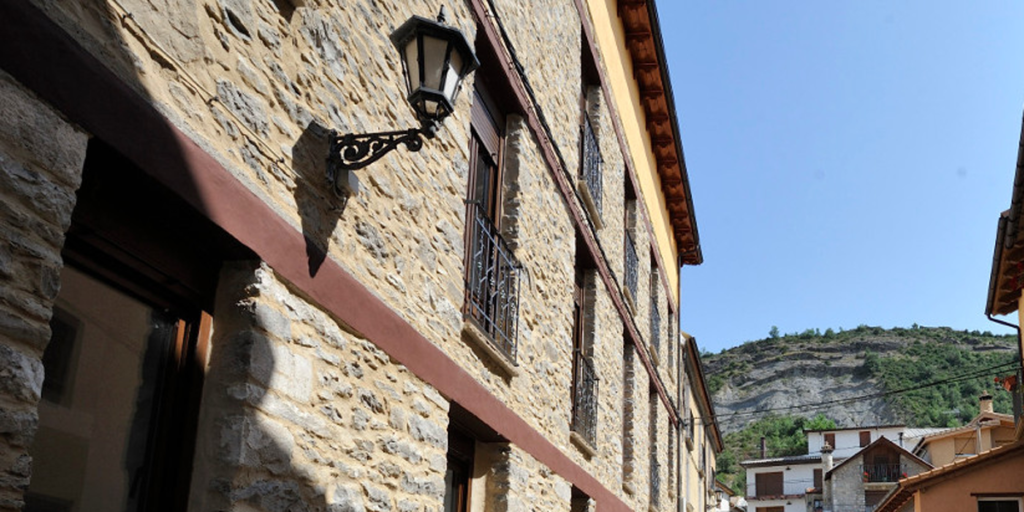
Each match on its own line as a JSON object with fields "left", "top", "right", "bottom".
{"left": 657, "top": 1, "right": 1024, "bottom": 352}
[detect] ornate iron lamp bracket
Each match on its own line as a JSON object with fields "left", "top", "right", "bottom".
{"left": 326, "top": 127, "right": 430, "bottom": 196}
{"left": 328, "top": 127, "right": 426, "bottom": 171}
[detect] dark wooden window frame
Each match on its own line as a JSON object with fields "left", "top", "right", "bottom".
{"left": 461, "top": 31, "right": 524, "bottom": 366}
{"left": 444, "top": 428, "right": 475, "bottom": 512}
{"left": 39, "top": 139, "right": 249, "bottom": 512}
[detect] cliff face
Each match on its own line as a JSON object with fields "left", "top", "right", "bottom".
{"left": 705, "top": 326, "right": 1018, "bottom": 433}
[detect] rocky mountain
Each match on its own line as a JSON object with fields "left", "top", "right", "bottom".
{"left": 704, "top": 325, "right": 1019, "bottom": 434}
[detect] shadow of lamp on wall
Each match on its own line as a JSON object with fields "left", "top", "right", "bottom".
{"left": 326, "top": 7, "right": 480, "bottom": 196}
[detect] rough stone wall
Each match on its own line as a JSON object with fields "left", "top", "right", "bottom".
{"left": 9, "top": 0, "right": 684, "bottom": 510}
{"left": 490, "top": 0, "right": 583, "bottom": 181}
{"left": 0, "top": 70, "right": 88, "bottom": 512}
{"left": 830, "top": 460, "right": 864, "bottom": 512}
{"left": 580, "top": 270, "right": 625, "bottom": 489}
{"left": 190, "top": 261, "right": 450, "bottom": 512}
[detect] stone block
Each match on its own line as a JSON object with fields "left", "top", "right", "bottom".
{"left": 0, "top": 71, "right": 88, "bottom": 187}
{"left": 0, "top": 344, "right": 43, "bottom": 405}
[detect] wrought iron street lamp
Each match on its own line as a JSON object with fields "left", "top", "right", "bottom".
{"left": 327, "top": 7, "right": 479, "bottom": 196}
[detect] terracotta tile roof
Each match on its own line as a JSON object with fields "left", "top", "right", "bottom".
{"left": 875, "top": 437, "right": 1024, "bottom": 512}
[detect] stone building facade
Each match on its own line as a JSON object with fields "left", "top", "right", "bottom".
{"left": 0, "top": 0, "right": 721, "bottom": 511}
{"left": 824, "top": 437, "right": 930, "bottom": 512}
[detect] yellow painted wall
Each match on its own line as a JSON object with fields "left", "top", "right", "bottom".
{"left": 587, "top": 0, "right": 680, "bottom": 305}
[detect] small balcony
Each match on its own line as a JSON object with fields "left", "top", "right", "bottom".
{"left": 1010, "top": 368, "right": 1023, "bottom": 427}
{"left": 685, "top": 415, "right": 695, "bottom": 446}
{"left": 579, "top": 114, "right": 603, "bottom": 224}
{"left": 861, "top": 463, "right": 906, "bottom": 483}
{"left": 624, "top": 233, "right": 638, "bottom": 307}
{"left": 570, "top": 351, "right": 599, "bottom": 448}
{"left": 650, "top": 300, "right": 661, "bottom": 357}
{"left": 650, "top": 456, "right": 661, "bottom": 508}
{"left": 464, "top": 203, "right": 521, "bottom": 363}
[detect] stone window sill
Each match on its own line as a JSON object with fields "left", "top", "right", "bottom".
{"left": 623, "top": 479, "right": 636, "bottom": 496}
{"left": 579, "top": 180, "right": 603, "bottom": 230}
{"left": 648, "top": 342, "right": 660, "bottom": 367}
{"left": 570, "top": 430, "right": 597, "bottom": 458}
{"left": 624, "top": 289, "right": 636, "bottom": 315}
{"left": 462, "top": 319, "right": 519, "bottom": 378}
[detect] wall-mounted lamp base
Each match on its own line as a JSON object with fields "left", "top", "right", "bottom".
{"left": 329, "top": 166, "right": 361, "bottom": 198}
{"left": 326, "top": 126, "right": 434, "bottom": 197}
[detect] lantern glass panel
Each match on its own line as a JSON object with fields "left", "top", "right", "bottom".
{"left": 443, "top": 50, "right": 463, "bottom": 102}
{"left": 422, "top": 34, "right": 449, "bottom": 92}
{"left": 403, "top": 39, "right": 420, "bottom": 92}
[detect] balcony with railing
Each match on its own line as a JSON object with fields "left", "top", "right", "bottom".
{"left": 464, "top": 202, "right": 521, "bottom": 364}
{"left": 650, "top": 300, "right": 661, "bottom": 357}
{"left": 861, "top": 463, "right": 907, "bottom": 483}
{"left": 1010, "top": 368, "right": 1023, "bottom": 428}
{"left": 571, "top": 350, "right": 598, "bottom": 447}
{"left": 579, "top": 114, "right": 603, "bottom": 223}
{"left": 650, "top": 456, "right": 661, "bottom": 509}
{"left": 685, "top": 413, "right": 695, "bottom": 446}
{"left": 624, "top": 233, "right": 638, "bottom": 307}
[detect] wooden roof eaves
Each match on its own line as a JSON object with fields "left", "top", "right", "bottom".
{"left": 619, "top": 0, "right": 702, "bottom": 265}
{"left": 987, "top": 111, "right": 1024, "bottom": 316}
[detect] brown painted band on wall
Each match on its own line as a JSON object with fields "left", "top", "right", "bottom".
{"left": 0, "top": 2, "right": 631, "bottom": 511}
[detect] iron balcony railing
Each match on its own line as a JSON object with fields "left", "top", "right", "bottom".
{"left": 650, "top": 456, "right": 661, "bottom": 508}
{"left": 650, "top": 300, "right": 660, "bottom": 355}
{"left": 624, "top": 233, "right": 638, "bottom": 303}
{"left": 1012, "top": 368, "right": 1023, "bottom": 425}
{"left": 860, "top": 463, "right": 907, "bottom": 483}
{"left": 571, "top": 350, "right": 599, "bottom": 446}
{"left": 465, "top": 202, "right": 521, "bottom": 363}
{"left": 580, "top": 114, "right": 603, "bottom": 217}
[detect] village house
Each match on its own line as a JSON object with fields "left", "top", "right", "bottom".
{"left": 819, "top": 436, "right": 930, "bottom": 512}
{"left": 0, "top": 0, "right": 722, "bottom": 511}
{"left": 909, "top": 393, "right": 1017, "bottom": 467}
{"left": 805, "top": 425, "right": 907, "bottom": 460}
{"left": 741, "top": 452, "right": 822, "bottom": 512}
{"left": 741, "top": 424, "right": 934, "bottom": 512}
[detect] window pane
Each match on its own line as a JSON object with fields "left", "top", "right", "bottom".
{"left": 421, "top": 35, "right": 448, "bottom": 91}
{"left": 26, "top": 266, "right": 178, "bottom": 512}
